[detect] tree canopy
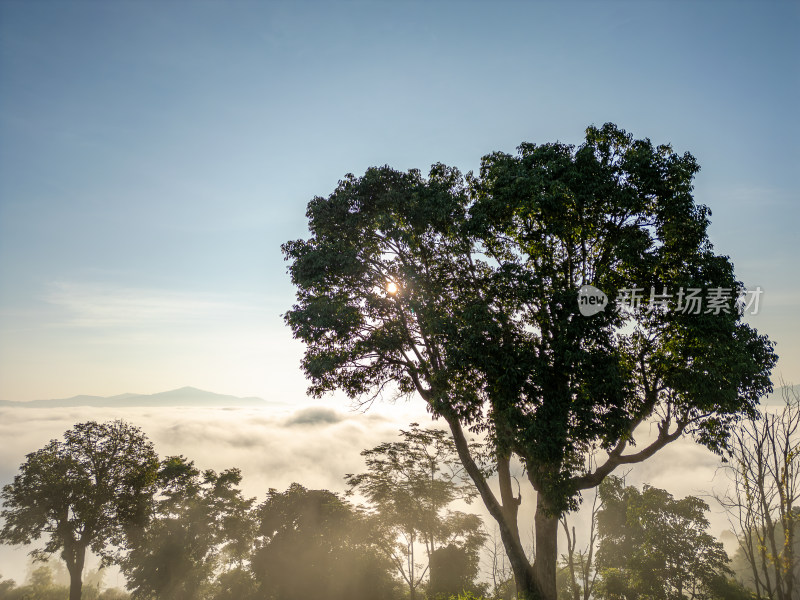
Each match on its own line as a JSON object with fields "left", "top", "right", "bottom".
{"left": 251, "top": 483, "right": 399, "bottom": 600}
{"left": 120, "top": 456, "right": 255, "bottom": 600}
{"left": 594, "top": 476, "right": 732, "bottom": 599}
{"left": 0, "top": 421, "right": 158, "bottom": 600}
{"left": 283, "top": 122, "right": 776, "bottom": 599}
{"left": 346, "top": 424, "right": 485, "bottom": 598}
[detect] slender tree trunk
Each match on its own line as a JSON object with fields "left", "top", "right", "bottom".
{"left": 409, "top": 531, "right": 416, "bottom": 600}
{"left": 506, "top": 540, "right": 537, "bottom": 599}
{"left": 498, "top": 454, "right": 522, "bottom": 548}
{"left": 443, "top": 413, "right": 539, "bottom": 597}
{"left": 560, "top": 518, "right": 580, "bottom": 600}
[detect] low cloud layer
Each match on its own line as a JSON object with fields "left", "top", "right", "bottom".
{"left": 0, "top": 402, "right": 419, "bottom": 583}
{"left": 284, "top": 407, "right": 345, "bottom": 427}
{"left": 0, "top": 402, "right": 738, "bottom": 585}
{"left": 0, "top": 404, "right": 412, "bottom": 500}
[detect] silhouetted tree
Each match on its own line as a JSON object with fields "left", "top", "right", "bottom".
{"left": 594, "top": 476, "right": 731, "bottom": 599}
{"left": 283, "top": 123, "right": 776, "bottom": 599}
{"left": 251, "top": 483, "right": 400, "bottom": 600}
{"left": 346, "top": 424, "right": 485, "bottom": 598}
{"left": 428, "top": 543, "right": 485, "bottom": 598}
{"left": 0, "top": 421, "right": 158, "bottom": 600}
{"left": 120, "top": 456, "right": 254, "bottom": 600}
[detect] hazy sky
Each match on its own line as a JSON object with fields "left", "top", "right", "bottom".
{"left": 1, "top": 1, "right": 797, "bottom": 403}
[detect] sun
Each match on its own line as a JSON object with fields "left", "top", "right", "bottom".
{"left": 386, "top": 281, "right": 399, "bottom": 295}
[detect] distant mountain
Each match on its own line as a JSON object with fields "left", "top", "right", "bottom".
{"left": 0, "top": 387, "right": 275, "bottom": 408}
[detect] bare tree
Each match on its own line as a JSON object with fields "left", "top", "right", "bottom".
{"left": 485, "top": 523, "right": 515, "bottom": 600}
{"left": 559, "top": 490, "right": 602, "bottom": 600}
{"left": 717, "top": 382, "right": 799, "bottom": 600}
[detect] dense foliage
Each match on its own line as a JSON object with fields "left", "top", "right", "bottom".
{"left": 251, "top": 483, "right": 400, "bottom": 600}
{"left": 594, "top": 477, "right": 731, "bottom": 599}
{"left": 0, "top": 421, "right": 159, "bottom": 600}
{"left": 283, "top": 123, "right": 776, "bottom": 598}
{"left": 120, "top": 456, "right": 254, "bottom": 600}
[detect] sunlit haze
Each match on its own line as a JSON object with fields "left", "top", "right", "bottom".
{"left": 0, "top": 0, "right": 798, "bottom": 592}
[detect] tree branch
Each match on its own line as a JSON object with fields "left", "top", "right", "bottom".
{"left": 573, "top": 419, "right": 687, "bottom": 491}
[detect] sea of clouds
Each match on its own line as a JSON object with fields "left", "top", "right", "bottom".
{"left": 0, "top": 402, "right": 738, "bottom": 587}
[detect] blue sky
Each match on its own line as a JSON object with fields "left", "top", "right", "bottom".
{"left": 1, "top": 0, "right": 798, "bottom": 402}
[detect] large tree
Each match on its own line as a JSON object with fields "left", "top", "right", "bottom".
{"left": 282, "top": 123, "right": 776, "bottom": 599}
{"left": 0, "top": 421, "right": 158, "bottom": 600}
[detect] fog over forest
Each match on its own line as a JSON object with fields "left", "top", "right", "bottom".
{"left": 0, "top": 390, "right": 754, "bottom": 586}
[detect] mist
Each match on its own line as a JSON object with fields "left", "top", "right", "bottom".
{"left": 0, "top": 400, "right": 737, "bottom": 590}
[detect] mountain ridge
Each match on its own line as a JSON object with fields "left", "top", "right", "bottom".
{"left": 0, "top": 386, "right": 274, "bottom": 408}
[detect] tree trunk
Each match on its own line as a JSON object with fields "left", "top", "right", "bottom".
{"left": 69, "top": 574, "right": 83, "bottom": 600}
{"left": 65, "top": 543, "right": 86, "bottom": 600}
{"left": 532, "top": 493, "right": 559, "bottom": 600}
{"left": 443, "top": 413, "right": 538, "bottom": 597}
{"left": 504, "top": 536, "right": 536, "bottom": 599}
{"left": 480, "top": 488, "right": 558, "bottom": 600}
